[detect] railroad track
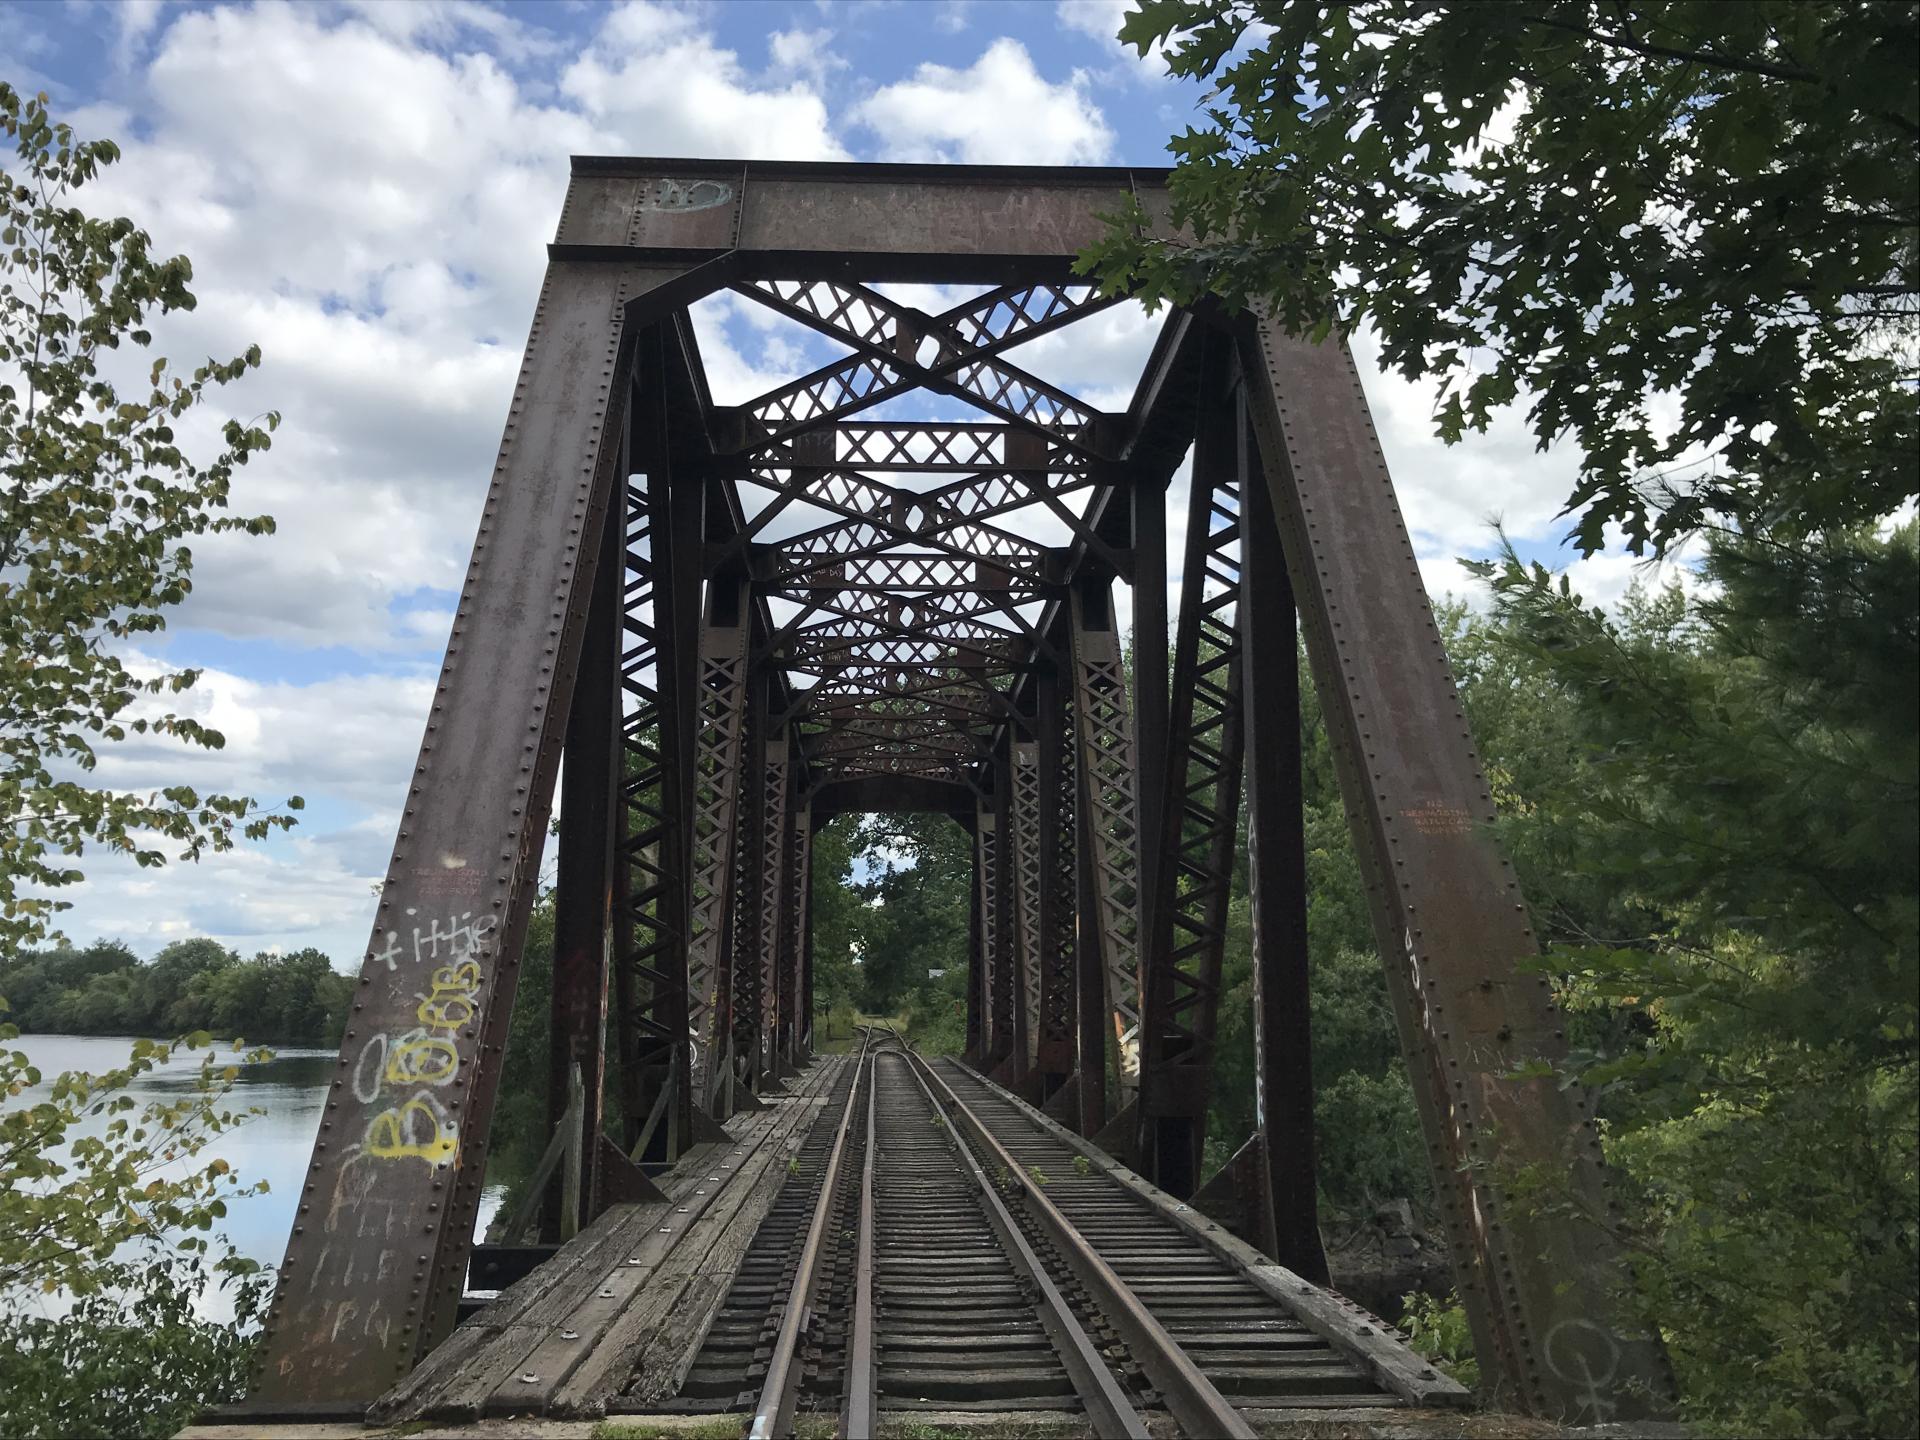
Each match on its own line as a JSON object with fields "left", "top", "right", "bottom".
{"left": 658, "top": 1032, "right": 1455, "bottom": 1437}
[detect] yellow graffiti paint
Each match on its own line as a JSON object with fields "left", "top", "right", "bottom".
{"left": 384, "top": 1031, "right": 458, "bottom": 1086}
{"left": 365, "top": 1096, "right": 458, "bottom": 1164}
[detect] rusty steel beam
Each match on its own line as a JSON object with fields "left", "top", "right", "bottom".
{"left": 614, "top": 348, "right": 703, "bottom": 1165}
{"left": 775, "top": 783, "right": 807, "bottom": 1067}
{"left": 1067, "top": 579, "right": 1145, "bottom": 1090}
{"left": 1237, "top": 391, "right": 1327, "bottom": 1283}
{"left": 1010, "top": 732, "right": 1043, "bottom": 1075}
{"left": 1136, "top": 337, "right": 1246, "bottom": 1201}
{"left": 1238, "top": 315, "right": 1674, "bottom": 1420}
{"left": 974, "top": 796, "right": 1003, "bottom": 1066}
{"left": 1033, "top": 649, "right": 1077, "bottom": 1093}
{"left": 725, "top": 665, "right": 768, "bottom": 1109}
{"left": 248, "top": 263, "right": 711, "bottom": 1407}
{"left": 965, "top": 826, "right": 985, "bottom": 1065}
{"left": 756, "top": 734, "right": 791, "bottom": 1080}
{"left": 686, "top": 576, "right": 752, "bottom": 1110}
{"left": 545, "top": 464, "right": 621, "bottom": 1238}
{"left": 553, "top": 158, "right": 1176, "bottom": 279}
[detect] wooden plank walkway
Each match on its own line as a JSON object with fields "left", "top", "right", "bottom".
{"left": 367, "top": 1054, "right": 847, "bottom": 1424}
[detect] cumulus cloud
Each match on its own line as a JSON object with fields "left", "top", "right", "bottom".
{"left": 1055, "top": 0, "right": 1168, "bottom": 84}
{"left": 26, "top": 0, "right": 1648, "bottom": 969}
{"left": 27, "top": 0, "right": 883, "bottom": 958}
{"left": 51, "top": 659, "right": 435, "bottom": 962}
{"left": 852, "top": 38, "right": 1113, "bottom": 164}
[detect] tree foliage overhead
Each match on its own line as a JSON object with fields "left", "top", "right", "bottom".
{"left": 1085, "top": 1, "right": 1918, "bottom": 553}
{"left": 0, "top": 84, "right": 299, "bottom": 954}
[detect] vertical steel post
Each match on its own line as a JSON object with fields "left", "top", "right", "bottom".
{"left": 1010, "top": 728, "right": 1041, "bottom": 1083}
{"left": 727, "top": 665, "right": 768, "bottom": 1103}
{"left": 1033, "top": 651, "right": 1076, "bottom": 1093}
{"left": 966, "top": 818, "right": 985, "bottom": 1064}
{"left": 687, "top": 574, "right": 752, "bottom": 1111}
{"left": 1240, "top": 317, "right": 1673, "bottom": 1419}
{"left": 758, "top": 734, "right": 791, "bottom": 1080}
{"left": 1073, "top": 770, "right": 1108, "bottom": 1137}
{"left": 989, "top": 754, "right": 1018, "bottom": 1073}
{"left": 1136, "top": 335, "right": 1247, "bottom": 1199}
{"left": 798, "top": 808, "right": 816, "bottom": 1058}
{"left": 1130, "top": 463, "right": 1169, "bottom": 1072}
{"left": 1067, "top": 578, "right": 1145, "bottom": 1093}
{"left": 974, "top": 795, "right": 1004, "bottom": 1065}
{"left": 771, "top": 779, "right": 802, "bottom": 1075}
{"left": 1238, "top": 389, "right": 1328, "bottom": 1283}
{"left": 546, "top": 469, "right": 621, "bottom": 1236}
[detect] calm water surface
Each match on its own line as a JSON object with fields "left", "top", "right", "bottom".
{"left": 2, "top": 1033, "right": 505, "bottom": 1322}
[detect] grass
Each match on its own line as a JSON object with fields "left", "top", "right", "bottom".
{"left": 591, "top": 1418, "right": 751, "bottom": 1440}
{"left": 814, "top": 1010, "right": 909, "bottom": 1054}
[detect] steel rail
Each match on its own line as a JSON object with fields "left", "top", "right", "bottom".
{"left": 909, "top": 1053, "right": 1257, "bottom": 1440}
{"left": 895, "top": 1046, "right": 1150, "bottom": 1438}
{"left": 747, "top": 1033, "right": 871, "bottom": 1440}
{"left": 841, "top": 1032, "right": 882, "bottom": 1439}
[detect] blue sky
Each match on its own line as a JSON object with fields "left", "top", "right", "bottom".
{"left": 4, "top": 0, "right": 1656, "bottom": 970}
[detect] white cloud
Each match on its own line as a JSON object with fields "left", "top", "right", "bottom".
{"left": 1055, "top": 0, "right": 1166, "bottom": 81}
{"left": 562, "top": 3, "right": 848, "bottom": 161}
{"left": 52, "top": 659, "right": 436, "bottom": 963}
{"left": 1349, "top": 324, "right": 1583, "bottom": 566}
{"left": 110, "top": 0, "right": 164, "bottom": 70}
{"left": 853, "top": 38, "right": 1113, "bottom": 164}
{"left": 95, "top": 659, "right": 435, "bottom": 817}
{"left": 767, "top": 26, "right": 847, "bottom": 88}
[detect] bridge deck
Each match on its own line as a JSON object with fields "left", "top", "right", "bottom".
{"left": 202, "top": 1039, "right": 1461, "bottom": 1437}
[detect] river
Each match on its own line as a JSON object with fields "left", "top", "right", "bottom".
{"left": 1, "top": 1032, "right": 505, "bottom": 1323}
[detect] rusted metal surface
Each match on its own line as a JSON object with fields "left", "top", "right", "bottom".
{"left": 553, "top": 158, "right": 1176, "bottom": 275}
{"left": 248, "top": 159, "right": 1663, "bottom": 1429}
{"left": 547, "top": 484, "right": 621, "bottom": 1236}
{"left": 1238, "top": 315, "right": 1674, "bottom": 1420}
{"left": 1068, "top": 581, "right": 1145, "bottom": 1086}
{"left": 1136, "top": 336, "right": 1245, "bottom": 1199}
{"left": 1238, "top": 390, "right": 1329, "bottom": 1284}
{"left": 686, "top": 577, "right": 752, "bottom": 1110}
{"left": 249, "top": 262, "right": 700, "bottom": 1405}
{"left": 1032, "top": 650, "right": 1077, "bottom": 1090}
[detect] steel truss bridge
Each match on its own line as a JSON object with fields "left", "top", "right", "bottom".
{"left": 225, "top": 158, "right": 1673, "bottom": 1434}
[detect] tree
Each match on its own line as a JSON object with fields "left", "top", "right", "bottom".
{"left": 0, "top": 83, "right": 301, "bottom": 954}
{"left": 0, "top": 1016, "right": 270, "bottom": 1437}
{"left": 808, "top": 814, "right": 870, "bottom": 1023}
{"left": 850, "top": 812, "right": 971, "bottom": 1018}
{"left": 1470, "top": 526, "right": 1918, "bottom": 1438}
{"left": 1085, "top": 1, "right": 1917, "bottom": 554}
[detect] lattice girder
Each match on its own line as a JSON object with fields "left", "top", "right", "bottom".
{"left": 732, "top": 279, "right": 1114, "bottom": 454}
{"left": 684, "top": 583, "right": 752, "bottom": 1106}
{"left": 1068, "top": 584, "right": 1145, "bottom": 1080}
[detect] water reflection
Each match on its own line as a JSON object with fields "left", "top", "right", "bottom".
{"left": 1, "top": 1033, "right": 504, "bottom": 1323}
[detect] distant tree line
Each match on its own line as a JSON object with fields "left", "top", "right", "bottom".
{"left": 0, "top": 937, "right": 351, "bottom": 1046}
